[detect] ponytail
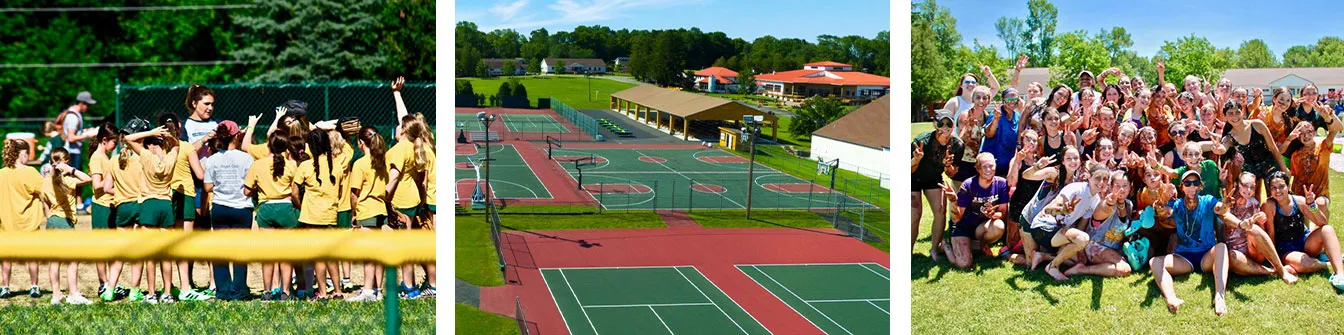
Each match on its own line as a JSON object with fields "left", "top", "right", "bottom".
{"left": 359, "top": 127, "right": 389, "bottom": 180}
{"left": 50, "top": 148, "right": 72, "bottom": 210}
{"left": 2, "top": 139, "right": 23, "bottom": 168}
{"left": 268, "top": 133, "right": 290, "bottom": 179}
{"left": 117, "top": 135, "right": 131, "bottom": 169}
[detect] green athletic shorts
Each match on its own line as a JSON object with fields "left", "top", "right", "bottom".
{"left": 114, "top": 202, "right": 141, "bottom": 228}
{"left": 395, "top": 206, "right": 420, "bottom": 218}
{"left": 337, "top": 210, "right": 353, "bottom": 229}
{"left": 91, "top": 203, "right": 114, "bottom": 229}
{"left": 426, "top": 205, "right": 436, "bottom": 213}
{"left": 139, "top": 198, "right": 175, "bottom": 228}
{"left": 172, "top": 191, "right": 196, "bottom": 221}
{"left": 356, "top": 215, "right": 387, "bottom": 228}
{"left": 256, "top": 202, "right": 300, "bottom": 229}
{"left": 46, "top": 216, "right": 75, "bottom": 230}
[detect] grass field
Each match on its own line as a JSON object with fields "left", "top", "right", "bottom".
{"left": 455, "top": 212, "right": 668, "bottom": 287}
{"left": 457, "top": 303, "right": 521, "bottom": 335}
{"left": 909, "top": 122, "right": 1344, "bottom": 333}
{"left": 460, "top": 76, "right": 637, "bottom": 110}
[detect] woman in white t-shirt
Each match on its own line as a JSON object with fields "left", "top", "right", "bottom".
{"left": 202, "top": 120, "right": 254, "bottom": 301}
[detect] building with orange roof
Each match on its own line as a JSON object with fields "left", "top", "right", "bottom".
{"left": 693, "top": 66, "right": 739, "bottom": 93}
{"left": 755, "top": 61, "right": 890, "bottom": 103}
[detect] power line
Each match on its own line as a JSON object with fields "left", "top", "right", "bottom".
{"left": 0, "top": 60, "right": 248, "bottom": 69}
{"left": 0, "top": 4, "right": 254, "bottom": 13}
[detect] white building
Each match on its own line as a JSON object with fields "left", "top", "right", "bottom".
{"left": 483, "top": 58, "right": 527, "bottom": 76}
{"left": 809, "top": 94, "right": 890, "bottom": 189}
{"left": 1220, "top": 68, "right": 1344, "bottom": 100}
{"left": 540, "top": 58, "right": 608, "bottom": 74}
{"left": 693, "top": 66, "right": 739, "bottom": 93}
{"left": 614, "top": 57, "right": 630, "bottom": 72}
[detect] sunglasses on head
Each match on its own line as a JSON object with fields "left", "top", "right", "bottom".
{"left": 1183, "top": 179, "right": 1202, "bottom": 187}
{"left": 937, "top": 120, "right": 954, "bottom": 128}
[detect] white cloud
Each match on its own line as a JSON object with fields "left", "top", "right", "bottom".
{"left": 489, "top": 0, "right": 529, "bottom": 21}
{"left": 479, "top": 0, "right": 703, "bottom": 32}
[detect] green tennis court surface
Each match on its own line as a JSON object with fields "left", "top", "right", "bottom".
{"left": 737, "top": 263, "right": 889, "bottom": 335}
{"left": 541, "top": 266, "right": 771, "bottom": 335}
{"left": 503, "top": 114, "right": 570, "bottom": 133}
{"left": 456, "top": 113, "right": 487, "bottom": 131}
{"left": 455, "top": 143, "right": 553, "bottom": 199}
{"left": 551, "top": 148, "right": 876, "bottom": 210}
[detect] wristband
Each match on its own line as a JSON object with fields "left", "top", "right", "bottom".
{"left": 1310, "top": 202, "right": 1320, "bottom": 212}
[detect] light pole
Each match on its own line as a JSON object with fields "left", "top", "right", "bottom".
{"left": 587, "top": 73, "right": 593, "bottom": 101}
{"left": 478, "top": 112, "right": 497, "bottom": 216}
{"left": 743, "top": 115, "right": 764, "bottom": 219}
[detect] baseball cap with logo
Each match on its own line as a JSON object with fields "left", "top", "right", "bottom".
{"left": 77, "top": 91, "right": 97, "bottom": 105}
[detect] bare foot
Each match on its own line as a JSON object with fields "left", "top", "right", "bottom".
{"left": 1045, "top": 264, "right": 1069, "bottom": 281}
{"left": 1065, "top": 262, "right": 1086, "bottom": 275}
{"left": 1009, "top": 253, "right": 1027, "bottom": 266}
{"left": 1214, "top": 294, "right": 1227, "bottom": 316}
{"left": 1282, "top": 270, "right": 1299, "bottom": 285}
{"left": 1167, "top": 297, "right": 1184, "bottom": 314}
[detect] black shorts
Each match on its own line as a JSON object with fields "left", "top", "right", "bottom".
{"left": 949, "top": 218, "right": 983, "bottom": 238}
{"left": 1025, "top": 225, "right": 1060, "bottom": 254}
{"left": 912, "top": 175, "right": 943, "bottom": 192}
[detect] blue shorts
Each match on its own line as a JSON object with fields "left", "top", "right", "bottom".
{"left": 1176, "top": 250, "right": 1208, "bottom": 272}
{"left": 1276, "top": 230, "right": 1310, "bottom": 259}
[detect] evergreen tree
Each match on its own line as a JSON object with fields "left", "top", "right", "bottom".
{"left": 232, "top": 0, "right": 384, "bottom": 82}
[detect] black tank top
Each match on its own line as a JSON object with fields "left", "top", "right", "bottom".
{"left": 1272, "top": 198, "right": 1306, "bottom": 243}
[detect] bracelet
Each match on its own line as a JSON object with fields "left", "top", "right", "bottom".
{"left": 1309, "top": 202, "right": 1320, "bottom": 212}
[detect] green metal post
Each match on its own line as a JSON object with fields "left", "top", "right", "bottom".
{"left": 384, "top": 265, "right": 400, "bottom": 335}
{"left": 324, "top": 86, "right": 331, "bottom": 121}
{"left": 115, "top": 78, "right": 121, "bottom": 126}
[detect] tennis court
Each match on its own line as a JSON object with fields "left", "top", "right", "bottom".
{"left": 549, "top": 147, "right": 876, "bottom": 210}
{"left": 454, "top": 113, "right": 571, "bottom": 133}
{"left": 737, "top": 263, "right": 890, "bottom": 335}
{"left": 455, "top": 143, "right": 553, "bottom": 199}
{"left": 540, "top": 266, "right": 771, "bottom": 335}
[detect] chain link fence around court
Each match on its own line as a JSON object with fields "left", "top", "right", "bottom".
{"left": 550, "top": 98, "right": 600, "bottom": 140}
{"left": 116, "top": 81, "right": 436, "bottom": 142}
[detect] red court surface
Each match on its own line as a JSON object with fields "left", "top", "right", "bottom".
{"left": 478, "top": 221, "right": 889, "bottom": 335}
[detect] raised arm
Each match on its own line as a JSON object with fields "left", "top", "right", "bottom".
{"left": 980, "top": 63, "right": 1001, "bottom": 95}
{"left": 241, "top": 114, "right": 261, "bottom": 152}
{"left": 124, "top": 126, "right": 169, "bottom": 155}
{"left": 1156, "top": 58, "right": 1167, "bottom": 87}
{"left": 1009, "top": 55, "right": 1028, "bottom": 89}
{"left": 392, "top": 77, "right": 408, "bottom": 138}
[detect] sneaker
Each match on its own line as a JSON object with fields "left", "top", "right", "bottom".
{"left": 100, "top": 288, "right": 115, "bottom": 302}
{"left": 202, "top": 288, "right": 217, "bottom": 297}
{"left": 1331, "top": 274, "right": 1344, "bottom": 291}
{"left": 115, "top": 286, "right": 129, "bottom": 300}
{"left": 341, "top": 278, "right": 354, "bottom": 292}
{"left": 179, "top": 288, "right": 213, "bottom": 302}
{"left": 278, "top": 293, "right": 293, "bottom": 301}
{"left": 144, "top": 294, "right": 158, "bottom": 304}
{"left": 420, "top": 286, "right": 436, "bottom": 298}
{"left": 346, "top": 289, "right": 378, "bottom": 302}
{"left": 0, "top": 286, "right": 10, "bottom": 298}
{"left": 325, "top": 279, "right": 335, "bottom": 292}
{"left": 97, "top": 284, "right": 106, "bottom": 297}
{"left": 129, "top": 288, "right": 145, "bottom": 302}
{"left": 29, "top": 285, "right": 40, "bottom": 298}
{"left": 159, "top": 293, "right": 176, "bottom": 303}
{"left": 65, "top": 294, "right": 93, "bottom": 305}
{"left": 296, "top": 290, "right": 308, "bottom": 300}
{"left": 260, "top": 292, "right": 274, "bottom": 302}
{"left": 50, "top": 293, "right": 64, "bottom": 305}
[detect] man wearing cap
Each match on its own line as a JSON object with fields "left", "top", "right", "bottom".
{"left": 58, "top": 91, "right": 99, "bottom": 212}
{"left": 1070, "top": 71, "right": 1101, "bottom": 112}
{"left": 913, "top": 109, "right": 965, "bottom": 261}
{"left": 983, "top": 88, "right": 1022, "bottom": 177}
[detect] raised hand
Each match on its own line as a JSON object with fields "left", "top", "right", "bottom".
{"left": 1082, "top": 128, "right": 1099, "bottom": 143}
{"left": 1252, "top": 87, "right": 1263, "bottom": 100}
{"left": 275, "top": 106, "right": 288, "bottom": 119}
{"left": 1016, "top": 55, "right": 1029, "bottom": 70}
{"left": 1219, "top": 159, "right": 1232, "bottom": 183}
{"left": 247, "top": 114, "right": 262, "bottom": 128}
{"left": 1034, "top": 154, "right": 1057, "bottom": 170}
{"left": 1156, "top": 59, "right": 1166, "bottom": 73}
{"left": 979, "top": 63, "right": 993, "bottom": 77}
{"left": 391, "top": 76, "right": 405, "bottom": 92}
{"left": 1305, "top": 185, "right": 1317, "bottom": 206}
{"left": 939, "top": 182, "right": 958, "bottom": 202}
{"left": 913, "top": 143, "right": 925, "bottom": 161}
{"left": 1062, "top": 195, "right": 1082, "bottom": 215}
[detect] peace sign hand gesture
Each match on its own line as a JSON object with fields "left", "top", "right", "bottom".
{"left": 1218, "top": 159, "right": 1233, "bottom": 184}
{"left": 939, "top": 182, "right": 958, "bottom": 203}
{"left": 978, "top": 63, "right": 993, "bottom": 77}
{"left": 913, "top": 143, "right": 924, "bottom": 161}
{"left": 1304, "top": 185, "right": 1317, "bottom": 206}
{"left": 1061, "top": 194, "right": 1083, "bottom": 216}
{"left": 1156, "top": 58, "right": 1166, "bottom": 73}
{"left": 1082, "top": 128, "right": 1099, "bottom": 143}
{"left": 1015, "top": 55, "right": 1029, "bottom": 71}
{"left": 1033, "top": 154, "right": 1057, "bottom": 170}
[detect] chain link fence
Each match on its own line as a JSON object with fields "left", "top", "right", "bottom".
{"left": 550, "top": 98, "right": 600, "bottom": 140}
{"left": 116, "top": 81, "right": 436, "bottom": 141}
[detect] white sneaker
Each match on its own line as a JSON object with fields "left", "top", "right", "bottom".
{"left": 65, "top": 294, "right": 92, "bottom": 305}
{"left": 345, "top": 289, "right": 378, "bottom": 302}
{"left": 50, "top": 294, "right": 64, "bottom": 305}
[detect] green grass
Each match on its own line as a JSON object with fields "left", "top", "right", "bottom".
{"left": 771, "top": 116, "right": 812, "bottom": 148}
{"left": 461, "top": 76, "right": 636, "bottom": 110}
{"left": 688, "top": 210, "right": 836, "bottom": 229}
{"left": 455, "top": 211, "right": 666, "bottom": 287}
{"left": 732, "top": 144, "right": 889, "bottom": 211}
{"left": 911, "top": 123, "right": 1344, "bottom": 334}
{"left": 456, "top": 303, "right": 521, "bottom": 335}
{"left": 0, "top": 298, "right": 436, "bottom": 334}
{"left": 844, "top": 209, "right": 891, "bottom": 252}
{"left": 911, "top": 121, "right": 934, "bottom": 138}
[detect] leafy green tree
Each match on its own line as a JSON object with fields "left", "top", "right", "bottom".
{"left": 1047, "top": 30, "right": 1108, "bottom": 88}
{"left": 527, "top": 58, "right": 542, "bottom": 74}
{"left": 232, "top": 0, "right": 384, "bottom": 82}
{"left": 1282, "top": 45, "right": 1314, "bottom": 67}
{"left": 1236, "top": 39, "right": 1278, "bottom": 68}
{"left": 457, "top": 46, "right": 483, "bottom": 77}
{"left": 911, "top": 12, "right": 948, "bottom": 110}
{"left": 511, "top": 80, "right": 528, "bottom": 98}
{"left": 1097, "top": 27, "right": 1132, "bottom": 64}
{"left": 372, "top": 0, "right": 434, "bottom": 79}
{"left": 788, "top": 96, "right": 847, "bottom": 137}
{"left": 994, "top": 0, "right": 1057, "bottom": 67}
{"left": 488, "top": 29, "right": 523, "bottom": 59}
{"left": 475, "top": 59, "right": 489, "bottom": 79}
{"left": 1158, "top": 35, "right": 1226, "bottom": 83}
{"left": 498, "top": 81, "right": 513, "bottom": 97}
{"left": 555, "top": 60, "right": 566, "bottom": 74}
{"left": 737, "top": 69, "right": 756, "bottom": 95}
{"left": 456, "top": 80, "right": 474, "bottom": 95}
{"left": 501, "top": 60, "right": 516, "bottom": 76}
{"left": 1310, "top": 37, "right": 1344, "bottom": 67}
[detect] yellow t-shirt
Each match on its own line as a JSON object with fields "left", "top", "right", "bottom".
{"left": 387, "top": 141, "right": 425, "bottom": 209}
{"left": 88, "top": 151, "right": 115, "bottom": 206}
{"left": 424, "top": 149, "right": 436, "bottom": 207}
{"left": 170, "top": 140, "right": 196, "bottom": 196}
{"left": 140, "top": 150, "right": 178, "bottom": 200}
{"left": 333, "top": 143, "right": 354, "bottom": 212}
{"left": 349, "top": 156, "right": 389, "bottom": 220}
{"left": 244, "top": 156, "right": 296, "bottom": 202}
{"left": 111, "top": 154, "right": 147, "bottom": 205}
{"left": 247, "top": 144, "right": 270, "bottom": 161}
{"left": 0, "top": 167, "right": 45, "bottom": 232}
{"left": 295, "top": 149, "right": 352, "bottom": 225}
{"left": 41, "top": 174, "right": 81, "bottom": 220}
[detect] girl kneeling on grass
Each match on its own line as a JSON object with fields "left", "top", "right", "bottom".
{"left": 125, "top": 124, "right": 182, "bottom": 304}
{"left": 243, "top": 133, "right": 300, "bottom": 301}
{"left": 203, "top": 120, "right": 255, "bottom": 301}
{"left": 0, "top": 139, "right": 45, "bottom": 298}
{"left": 347, "top": 127, "right": 391, "bottom": 302}
{"left": 939, "top": 153, "right": 1007, "bottom": 269}
{"left": 40, "top": 148, "right": 94, "bottom": 304}
{"left": 294, "top": 127, "right": 353, "bottom": 301}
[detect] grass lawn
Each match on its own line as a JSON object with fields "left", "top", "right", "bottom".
{"left": 910, "top": 123, "right": 1344, "bottom": 333}
{"left": 460, "top": 76, "right": 636, "bottom": 110}
{"left": 0, "top": 297, "right": 435, "bottom": 334}
{"left": 456, "top": 303, "right": 521, "bottom": 335}
{"left": 455, "top": 211, "right": 667, "bottom": 287}
{"left": 771, "top": 116, "right": 812, "bottom": 148}
{"left": 731, "top": 144, "right": 889, "bottom": 211}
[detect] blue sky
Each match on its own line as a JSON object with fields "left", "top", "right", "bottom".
{"left": 941, "top": 0, "right": 1342, "bottom": 58}
{"left": 456, "top": 0, "right": 891, "bottom": 42}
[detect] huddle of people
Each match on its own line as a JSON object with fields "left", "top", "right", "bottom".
{"left": 0, "top": 77, "right": 437, "bottom": 305}
{"left": 912, "top": 55, "right": 1344, "bottom": 315}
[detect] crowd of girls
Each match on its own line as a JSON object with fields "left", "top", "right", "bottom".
{"left": 0, "top": 77, "right": 436, "bottom": 304}
{"left": 913, "top": 55, "right": 1344, "bottom": 315}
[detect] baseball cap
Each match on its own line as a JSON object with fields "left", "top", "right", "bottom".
{"left": 934, "top": 109, "right": 954, "bottom": 122}
{"left": 1181, "top": 170, "right": 1201, "bottom": 182}
{"left": 218, "top": 120, "right": 241, "bottom": 137}
{"left": 77, "top": 91, "right": 97, "bottom": 105}
{"left": 1078, "top": 70, "right": 1095, "bottom": 79}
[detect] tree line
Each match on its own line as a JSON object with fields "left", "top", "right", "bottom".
{"left": 0, "top": 0, "right": 435, "bottom": 120}
{"left": 455, "top": 21, "right": 890, "bottom": 86}
{"left": 912, "top": 0, "right": 1344, "bottom": 111}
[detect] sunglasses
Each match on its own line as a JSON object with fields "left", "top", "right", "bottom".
{"left": 1171, "top": 129, "right": 1186, "bottom": 136}
{"left": 1005, "top": 97, "right": 1019, "bottom": 103}
{"left": 1183, "top": 180, "right": 1202, "bottom": 187}
{"left": 964, "top": 80, "right": 977, "bottom": 85}
{"left": 937, "top": 120, "right": 954, "bottom": 128}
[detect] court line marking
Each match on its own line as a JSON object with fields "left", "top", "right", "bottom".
{"left": 749, "top": 265, "right": 853, "bottom": 335}
{"left": 539, "top": 270, "right": 575, "bottom": 335}
{"left": 806, "top": 299, "right": 890, "bottom": 303}
{"left": 583, "top": 303, "right": 715, "bottom": 308}
{"left": 510, "top": 144, "right": 557, "bottom": 198}
{"left": 682, "top": 266, "right": 774, "bottom": 335}
{"left": 734, "top": 266, "right": 825, "bottom": 334}
{"left": 857, "top": 264, "right": 889, "bottom": 280}
{"left": 673, "top": 267, "right": 750, "bottom": 334}
{"left": 636, "top": 150, "right": 746, "bottom": 209}
{"left": 558, "top": 268, "right": 600, "bottom": 335}
{"left": 649, "top": 306, "right": 677, "bottom": 335}
{"left": 866, "top": 300, "right": 890, "bottom": 315}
